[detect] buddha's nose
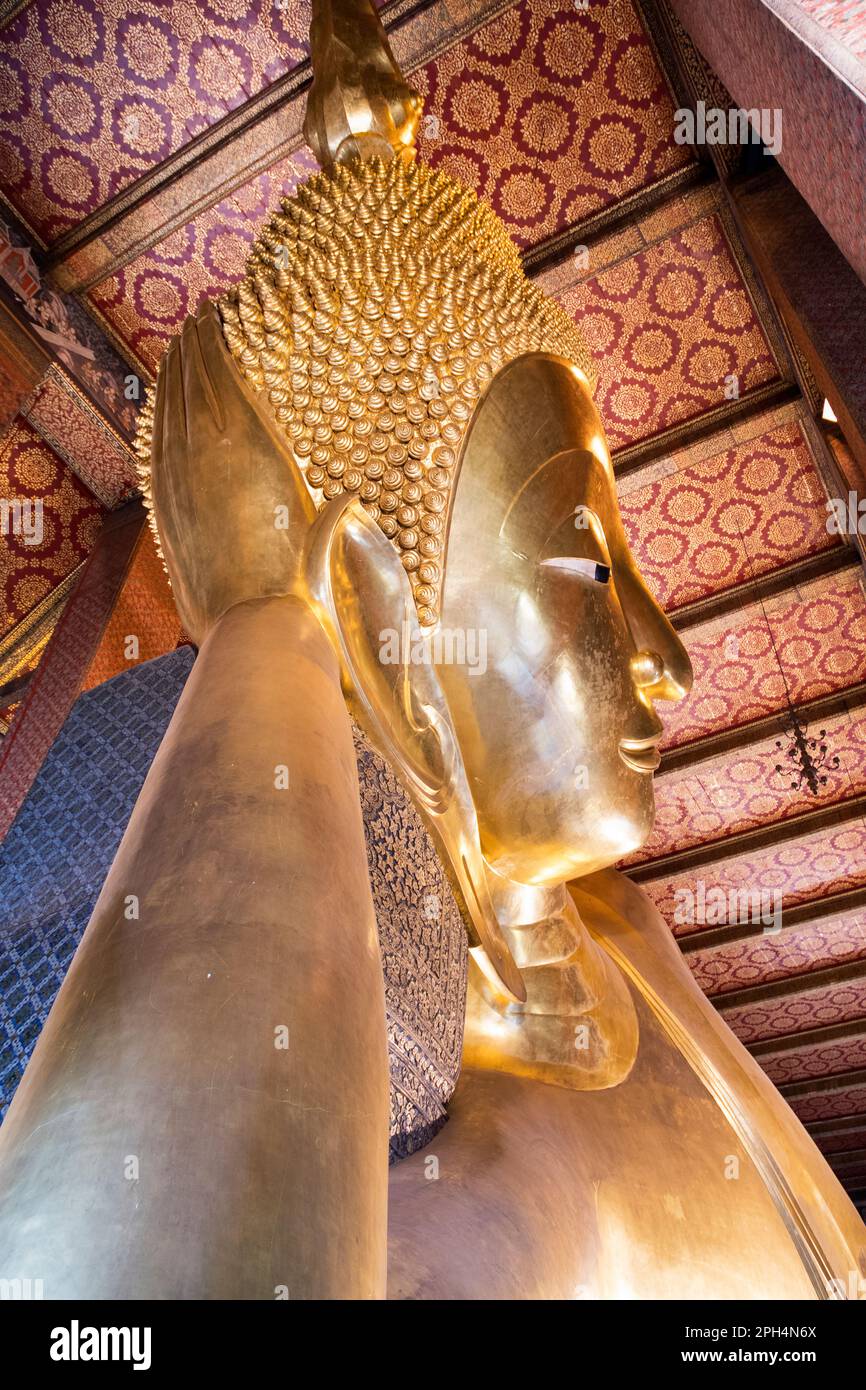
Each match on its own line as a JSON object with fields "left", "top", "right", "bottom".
{"left": 614, "top": 560, "right": 693, "bottom": 704}
{"left": 629, "top": 639, "right": 691, "bottom": 704}
{"left": 630, "top": 649, "right": 665, "bottom": 689}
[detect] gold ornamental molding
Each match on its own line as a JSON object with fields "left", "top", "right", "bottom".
{"left": 0, "top": 562, "right": 83, "bottom": 697}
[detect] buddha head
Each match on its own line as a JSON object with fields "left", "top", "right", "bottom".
{"left": 135, "top": 0, "right": 691, "bottom": 999}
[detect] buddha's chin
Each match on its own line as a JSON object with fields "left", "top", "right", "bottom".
{"left": 483, "top": 803, "right": 654, "bottom": 886}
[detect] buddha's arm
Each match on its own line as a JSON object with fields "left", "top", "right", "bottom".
{"left": 0, "top": 312, "right": 390, "bottom": 1299}
{"left": 389, "top": 875, "right": 865, "bottom": 1300}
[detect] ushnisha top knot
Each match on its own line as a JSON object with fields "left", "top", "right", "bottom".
{"left": 211, "top": 156, "right": 593, "bottom": 626}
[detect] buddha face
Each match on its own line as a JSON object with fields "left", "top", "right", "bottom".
{"left": 437, "top": 353, "right": 692, "bottom": 887}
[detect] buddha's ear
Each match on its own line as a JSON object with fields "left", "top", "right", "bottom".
{"left": 303, "top": 496, "right": 525, "bottom": 1003}
{"left": 304, "top": 495, "right": 450, "bottom": 806}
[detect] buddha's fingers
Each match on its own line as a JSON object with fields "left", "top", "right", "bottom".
{"left": 181, "top": 309, "right": 225, "bottom": 437}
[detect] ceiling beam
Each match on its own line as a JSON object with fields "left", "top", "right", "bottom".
{"left": 806, "top": 1114, "right": 866, "bottom": 1139}
{"left": 711, "top": 957, "right": 866, "bottom": 1013}
{"left": 678, "top": 883, "right": 866, "bottom": 953}
{"left": 628, "top": 791, "right": 866, "bottom": 883}
{"left": 523, "top": 162, "right": 710, "bottom": 277}
{"left": 829, "top": 1164, "right": 866, "bottom": 1186}
{"left": 660, "top": 683, "right": 866, "bottom": 777}
{"left": 778, "top": 1066, "right": 866, "bottom": 1101}
{"left": 822, "top": 1148, "right": 866, "bottom": 1168}
{"left": 669, "top": 546, "right": 860, "bottom": 632}
{"left": 612, "top": 381, "right": 799, "bottom": 480}
{"left": 748, "top": 1018, "right": 866, "bottom": 1058}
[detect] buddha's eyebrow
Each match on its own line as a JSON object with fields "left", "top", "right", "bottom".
{"left": 499, "top": 447, "right": 603, "bottom": 540}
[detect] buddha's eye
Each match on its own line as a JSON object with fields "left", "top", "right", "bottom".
{"left": 537, "top": 504, "right": 612, "bottom": 586}
{"left": 540, "top": 556, "right": 610, "bottom": 585}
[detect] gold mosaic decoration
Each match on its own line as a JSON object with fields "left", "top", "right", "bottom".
{"left": 135, "top": 156, "right": 594, "bottom": 626}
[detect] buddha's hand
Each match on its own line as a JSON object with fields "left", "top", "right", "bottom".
{"left": 303, "top": 0, "right": 422, "bottom": 166}
{"left": 150, "top": 299, "right": 317, "bottom": 643}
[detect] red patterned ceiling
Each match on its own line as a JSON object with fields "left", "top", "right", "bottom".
{"left": 620, "top": 420, "right": 837, "bottom": 612}
{"left": 630, "top": 707, "right": 866, "bottom": 865}
{"left": 688, "top": 910, "right": 866, "bottom": 998}
{"left": 413, "top": 0, "right": 692, "bottom": 244}
{"left": 0, "top": 0, "right": 689, "bottom": 248}
{"left": 82, "top": 0, "right": 695, "bottom": 378}
{"left": 759, "top": 1033, "right": 866, "bottom": 1086}
{"left": 559, "top": 213, "right": 778, "bottom": 449}
{"left": 660, "top": 569, "right": 866, "bottom": 750}
{"left": 790, "top": 1084, "right": 866, "bottom": 1126}
{"left": 644, "top": 819, "right": 866, "bottom": 930}
{"left": 0, "top": 0, "right": 319, "bottom": 241}
{"left": 719, "top": 975, "right": 866, "bottom": 1046}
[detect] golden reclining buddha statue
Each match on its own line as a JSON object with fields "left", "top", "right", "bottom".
{"left": 0, "top": 0, "right": 863, "bottom": 1300}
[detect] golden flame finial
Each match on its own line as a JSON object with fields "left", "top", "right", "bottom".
{"left": 303, "top": 0, "right": 422, "bottom": 168}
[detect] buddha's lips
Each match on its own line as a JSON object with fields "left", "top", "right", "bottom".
{"left": 618, "top": 737, "right": 662, "bottom": 774}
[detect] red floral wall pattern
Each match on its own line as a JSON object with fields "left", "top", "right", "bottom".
{"left": 560, "top": 214, "right": 778, "bottom": 449}
{"left": 25, "top": 371, "right": 139, "bottom": 508}
{"left": 0, "top": 416, "right": 103, "bottom": 634}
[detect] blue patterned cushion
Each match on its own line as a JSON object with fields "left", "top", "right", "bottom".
{"left": 0, "top": 649, "right": 466, "bottom": 1161}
